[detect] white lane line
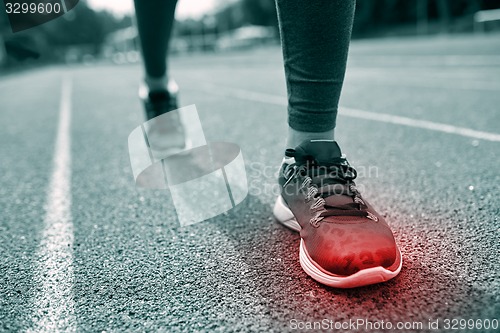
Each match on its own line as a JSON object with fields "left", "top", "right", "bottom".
{"left": 348, "top": 55, "right": 500, "bottom": 66}
{"left": 345, "top": 76, "right": 500, "bottom": 92}
{"left": 196, "top": 84, "right": 500, "bottom": 142}
{"left": 341, "top": 107, "right": 500, "bottom": 142}
{"left": 29, "top": 77, "right": 75, "bottom": 332}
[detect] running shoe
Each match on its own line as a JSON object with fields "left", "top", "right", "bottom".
{"left": 273, "top": 140, "right": 402, "bottom": 288}
{"left": 139, "top": 79, "right": 188, "bottom": 156}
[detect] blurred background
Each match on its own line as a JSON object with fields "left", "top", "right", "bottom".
{"left": 1, "top": 0, "right": 500, "bottom": 71}
{"left": 1, "top": 2, "right": 500, "bottom": 331}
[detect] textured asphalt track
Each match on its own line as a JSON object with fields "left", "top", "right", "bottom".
{"left": 1, "top": 34, "right": 499, "bottom": 332}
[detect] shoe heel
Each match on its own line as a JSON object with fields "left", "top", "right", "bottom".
{"left": 273, "top": 196, "right": 301, "bottom": 232}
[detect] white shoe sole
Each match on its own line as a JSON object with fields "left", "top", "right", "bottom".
{"left": 150, "top": 138, "right": 193, "bottom": 158}
{"left": 273, "top": 196, "right": 402, "bottom": 288}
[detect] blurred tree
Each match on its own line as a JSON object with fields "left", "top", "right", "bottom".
{"left": 352, "top": 0, "right": 500, "bottom": 37}
{"left": 241, "top": 0, "right": 277, "bottom": 27}
{"left": 196, "top": 0, "right": 500, "bottom": 38}
{"left": 41, "top": 5, "right": 103, "bottom": 52}
{"left": 436, "top": 0, "right": 452, "bottom": 32}
{"left": 216, "top": 4, "right": 245, "bottom": 32}
{"left": 1, "top": 0, "right": 132, "bottom": 67}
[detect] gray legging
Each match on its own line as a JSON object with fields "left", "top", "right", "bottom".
{"left": 134, "top": 0, "right": 355, "bottom": 133}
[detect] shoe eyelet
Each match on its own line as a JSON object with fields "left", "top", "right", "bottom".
{"left": 309, "top": 217, "right": 322, "bottom": 228}
{"left": 367, "top": 212, "right": 378, "bottom": 222}
{"left": 309, "top": 212, "right": 324, "bottom": 228}
{"left": 284, "top": 166, "right": 294, "bottom": 179}
{"left": 300, "top": 176, "right": 312, "bottom": 190}
{"left": 310, "top": 197, "right": 325, "bottom": 211}
{"left": 305, "top": 186, "right": 317, "bottom": 202}
{"left": 354, "top": 197, "right": 365, "bottom": 206}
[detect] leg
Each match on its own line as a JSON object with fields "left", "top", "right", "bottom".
{"left": 274, "top": 1, "right": 402, "bottom": 288}
{"left": 134, "top": 0, "right": 185, "bottom": 150}
{"left": 275, "top": 0, "right": 356, "bottom": 147}
{"left": 134, "top": 0, "right": 178, "bottom": 91}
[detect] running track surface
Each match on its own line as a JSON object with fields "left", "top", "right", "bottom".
{"left": 1, "top": 34, "right": 499, "bottom": 332}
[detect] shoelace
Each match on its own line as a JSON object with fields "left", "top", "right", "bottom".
{"left": 284, "top": 148, "right": 378, "bottom": 227}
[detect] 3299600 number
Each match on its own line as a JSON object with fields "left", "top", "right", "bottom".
{"left": 443, "top": 318, "right": 498, "bottom": 330}
{"left": 5, "top": 2, "right": 62, "bottom": 14}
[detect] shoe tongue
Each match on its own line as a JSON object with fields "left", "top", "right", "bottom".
{"left": 295, "top": 140, "right": 342, "bottom": 164}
